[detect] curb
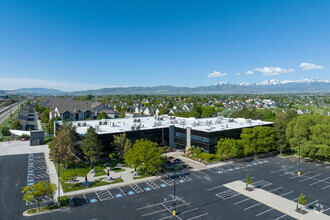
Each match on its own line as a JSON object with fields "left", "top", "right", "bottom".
{"left": 23, "top": 206, "right": 70, "bottom": 217}
{"left": 63, "top": 169, "right": 190, "bottom": 197}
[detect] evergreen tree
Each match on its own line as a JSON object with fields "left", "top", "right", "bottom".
{"left": 81, "top": 127, "right": 103, "bottom": 168}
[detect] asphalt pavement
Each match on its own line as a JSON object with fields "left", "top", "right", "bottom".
{"left": 1, "top": 153, "right": 329, "bottom": 220}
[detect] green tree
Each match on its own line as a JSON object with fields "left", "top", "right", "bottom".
{"left": 112, "top": 132, "right": 132, "bottom": 160}
{"left": 125, "top": 139, "right": 164, "bottom": 174}
{"left": 297, "top": 193, "right": 307, "bottom": 210}
{"left": 49, "top": 129, "right": 75, "bottom": 168}
{"left": 61, "top": 170, "right": 78, "bottom": 186}
{"left": 84, "top": 94, "right": 94, "bottom": 100}
{"left": 22, "top": 182, "right": 57, "bottom": 211}
{"left": 240, "top": 126, "right": 275, "bottom": 156}
{"left": 47, "top": 116, "right": 61, "bottom": 134}
{"left": 41, "top": 109, "right": 50, "bottom": 123}
{"left": 216, "top": 138, "right": 243, "bottom": 159}
{"left": 286, "top": 115, "right": 329, "bottom": 159}
{"left": 246, "top": 174, "right": 252, "bottom": 189}
{"left": 81, "top": 127, "right": 103, "bottom": 168}
{"left": 119, "top": 112, "right": 125, "bottom": 118}
{"left": 166, "top": 100, "right": 174, "bottom": 109}
{"left": 97, "top": 112, "right": 109, "bottom": 119}
{"left": 274, "top": 110, "right": 298, "bottom": 154}
{"left": 1, "top": 126, "right": 11, "bottom": 136}
{"left": 11, "top": 120, "right": 22, "bottom": 130}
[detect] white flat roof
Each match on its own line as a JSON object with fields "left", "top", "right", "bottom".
{"left": 57, "top": 115, "right": 273, "bottom": 135}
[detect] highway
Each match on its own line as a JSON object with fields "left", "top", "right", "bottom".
{"left": 0, "top": 102, "right": 20, "bottom": 126}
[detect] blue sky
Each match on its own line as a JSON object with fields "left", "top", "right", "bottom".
{"left": 0, "top": 0, "right": 329, "bottom": 91}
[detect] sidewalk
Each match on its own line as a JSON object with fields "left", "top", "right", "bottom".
{"left": 224, "top": 180, "right": 330, "bottom": 220}
{"left": 44, "top": 148, "right": 64, "bottom": 198}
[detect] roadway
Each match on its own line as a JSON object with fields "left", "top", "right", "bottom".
{"left": 0, "top": 102, "right": 20, "bottom": 126}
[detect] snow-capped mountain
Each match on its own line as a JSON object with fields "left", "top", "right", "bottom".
{"left": 214, "top": 79, "right": 330, "bottom": 86}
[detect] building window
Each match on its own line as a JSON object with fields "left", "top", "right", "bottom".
{"left": 191, "top": 135, "right": 209, "bottom": 143}
{"left": 175, "top": 132, "right": 186, "bottom": 139}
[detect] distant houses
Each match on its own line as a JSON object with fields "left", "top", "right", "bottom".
{"left": 39, "top": 97, "right": 119, "bottom": 121}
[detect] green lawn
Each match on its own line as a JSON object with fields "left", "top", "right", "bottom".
{"left": 26, "top": 196, "right": 69, "bottom": 214}
{"left": 57, "top": 159, "right": 124, "bottom": 178}
{"left": 133, "top": 173, "right": 154, "bottom": 180}
{"left": 61, "top": 178, "right": 124, "bottom": 193}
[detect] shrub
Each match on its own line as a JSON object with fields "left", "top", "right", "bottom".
{"left": 1, "top": 126, "right": 11, "bottom": 136}
{"left": 188, "top": 146, "right": 195, "bottom": 152}
{"left": 199, "top": 152, "right": 215, "bottom": 161}
{"left": 193, "top": 148, "right": 203, "bottom": 155}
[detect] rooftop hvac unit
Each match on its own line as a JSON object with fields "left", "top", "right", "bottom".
{"left": 99, "top": 121, "right": 102, "bottom": 125}
{"left": 136, "top": 125, "right": 140, "bottom": 130}
{"left": 77, "top": 123, "right": 81, "bottom": 127}
{"left": 153, "top": 122, "right": 157, "bottom": 127}
{"left": 157, "top": 121, "right": 162, "bottom": 126}
{"left": 192, "top": 121, "right": 197, "bottom": 127}
{"left": 83, "top": 122, "right": 86, "bottom": 126}
{"left": 131, "top": 125, "right": 135, "bottom": 130}
{"left": 102, "top": 119, "right": 105, "bottom": 123}
{"left": 95, "top": 125, "right": 100, "bottom": 132}
{"left": 226, "top": 124, "right": 228, "bottom": 128}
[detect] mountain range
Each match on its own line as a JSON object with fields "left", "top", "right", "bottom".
{"left": 1, "top": 79, "right": 329, "bottom": 95}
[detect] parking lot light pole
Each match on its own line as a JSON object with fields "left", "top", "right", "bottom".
{"left": 55, "top": 155, "right": 61, "bottom": 206}
{"left": 173, "top": 162, "right": 176, "bottom": 216}
{"left": 298, "top": 138, "right": 301, "bottom": 176}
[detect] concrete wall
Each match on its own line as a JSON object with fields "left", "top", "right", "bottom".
{"left": 10, "top": 130, "right": 30, "bottom": 136}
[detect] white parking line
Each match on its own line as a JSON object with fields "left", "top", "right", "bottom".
{"left": 206, "top": 185, "right": 224, "bottom": 191}
{"left": 322, "top": 207, "right": 330, "bottom": 213}
{"left": 310, "top": 177, "right": 330, "bottom": 186}
{"left": 279, "top": 169, "right": 298, "bottom": 176}
{"left": 118, "top": 187, "right": 126, "bottom": 196}
{"left": 83, "top": 194, "right": 89, "bottom": 203}
{"left": 256, "top": 208, "right": 273, "bottom": 216}
{"left": 270, "top": 166, "right": 292, "bottom": 173}
{"left": 180, "top": 207, "right": 199, "bottom": 214}
{"left": 137, "top": 200, "right": 173, "bottom": 210}
{"left": 275, "top": 214, "right": 287, "bottom": 220}
{"left": 142, "top": 208, "right": 168, "bottom": 216}
{"left": 161, "top": 203, "right": 182, "bottom": 220}
{"left": 269, "top": 187, "right": 283, "bottom": 192}
{"left": 244, "top": 203, "right": 261, "bottom": 210}
{"left": 187, "top": 213, "right": 208, "bottom": 220}
{"left": 234, "top": 197, "right": 251, "bottom": 205}
{"left": 279, "top": 191, "right": 293, "bottom": 197}
{"left": 299, "top": 174, "right": 321, "bottom": 182}
{"left": 321, "top": 185, "right": 330, "bottom": 190}
{"left": 305, "top": 200, "right": 318, "bottom": 207}
{"left": 289, "top": 171, "right": 311, "bottom": 179}
{"left": 190, "top": 172, "right": 201, "bottom": 178}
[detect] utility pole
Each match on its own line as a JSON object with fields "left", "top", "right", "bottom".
{"left": 298, "top": 138, "right": 301, "bottom": 176}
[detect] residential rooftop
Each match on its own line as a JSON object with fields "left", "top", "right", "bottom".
{"left": 57, "top": 115, "right": 274, "bottom": 135}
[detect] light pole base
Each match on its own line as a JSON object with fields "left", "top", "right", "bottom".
{"left": 173, "top": 210, "right": 176, "bottom": 216}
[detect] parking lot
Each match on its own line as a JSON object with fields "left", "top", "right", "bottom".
{"left": 1, "top": 152, "right": 329, "bottom": 220}
{"left": 25, "top": 152, "right": 52, "bottom": 206}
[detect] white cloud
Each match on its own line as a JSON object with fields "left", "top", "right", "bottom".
{"left": 299, "top": 62, "right": 324, "bottom": 70}
{"left": 245, "top": 70, "right": 254, "bottom": 75}
{"left": 0, "top": 77, "right": 111, "bottom": 92}
{"left": 253, "top": 67, "right": 294, "bottom": 76}
{"left": 208, "top": 71, "right": 227, "bottom": 78}
{"left": 236, "top": 73, "right": 241, "bottom": 76}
